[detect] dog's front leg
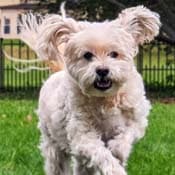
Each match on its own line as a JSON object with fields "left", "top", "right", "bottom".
{"left": 107, "top": 121, "right": 146, "bottom": 166}
{"left": 67, "top": 118, "right": 127, "bottom": 175}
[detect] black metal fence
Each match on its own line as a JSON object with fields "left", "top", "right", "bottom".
{"left": 0, "top": 39, "right": 175, "bottom": 93}
{"left": 136, "top": 41, "right": 175, "bottom": 92}
{"left": 0, "top": 39, "right": 50, "bottom": 92}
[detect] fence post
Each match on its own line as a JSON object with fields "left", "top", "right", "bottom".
{"left": 0, "top": 38, "right": 4, "bottom": 90}
{"left": 137, "top": 45, "right": 143, "bottom": 75}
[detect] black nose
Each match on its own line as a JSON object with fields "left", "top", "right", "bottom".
{"left": 96, "top": 68, "right": 109, "bottom": 77}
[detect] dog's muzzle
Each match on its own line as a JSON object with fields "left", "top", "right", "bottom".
{"left": 94, "top": 77, "right": 112, "bottom": 91}
{"left": 94, "top": 68, "right": 112, "bottom": 91}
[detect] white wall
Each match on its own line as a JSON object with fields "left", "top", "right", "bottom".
{"left": 0, "top": 9, "right": 24, "bottom": 39}
{"left": 0, "top": 0, "right": 21, "bottom": 6}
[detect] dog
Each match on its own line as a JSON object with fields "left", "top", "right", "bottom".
{"left": 21, "top": 5, "right": 160, "bottom": 175}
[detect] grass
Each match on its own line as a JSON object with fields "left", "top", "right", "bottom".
{"left": 0, "top": 98, "right": 175, "bottom": 175}
{"left": 0, "top": 99, "right": 43, "bottom": 175}
{"left": 128, "top": 103, "right": 175, "bottom": 175}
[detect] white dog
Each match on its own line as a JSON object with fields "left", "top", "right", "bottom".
{"left": 21, "top": 5, "right": 160, "bottom": 175}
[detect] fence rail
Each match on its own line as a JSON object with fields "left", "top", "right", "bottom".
{"left": 0, "top": 39, "right": 175, "bottom": 93}
{"left": 0, "top": 39, "right": 50, "bottom": 92}
{"left": 136, "top": 41, "right": 175, "bottom": 92}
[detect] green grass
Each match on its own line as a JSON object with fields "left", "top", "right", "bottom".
{"left": 0, "top": 99, "right": 175, "bottom": 175}
{"left": 0, "top": 99, "right": 43, "bottom": 175}
{"left": 128, "top": 103, "right": 175, "bottom": 175}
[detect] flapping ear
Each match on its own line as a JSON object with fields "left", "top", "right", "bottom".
{"left": 116, "top": 6, "right": 161, "bottom": 45}
{"left": 36, "top": 15, "right": 81, "bottom": 61}
{"left": 20, "top": 13, "right": 82, "bottom": 61}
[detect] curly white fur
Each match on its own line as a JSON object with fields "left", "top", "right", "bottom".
{"left": 21, "top": 5, "right": 161, "bottom": 175}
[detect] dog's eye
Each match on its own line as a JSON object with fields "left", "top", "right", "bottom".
{"left": 83, "top": 52, "right": 93, "bottom": 61}
{"left": 109, "top": 51, "right": 118, "bottom": 58}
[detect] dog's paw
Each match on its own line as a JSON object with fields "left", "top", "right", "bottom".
{"left": 113, "top": 167, "right": 127, "bottom": 175}
{"left": 107, "top": 139, "right": 131, "bottom": 166}
{"left": 104, "top": 164, "right": 127, "bottom": 175}
{"left": 101, "top": 156, "right": 127, "bottom": 175}
{"left": 111, "top": 165, "right": 127, "bottom": 175}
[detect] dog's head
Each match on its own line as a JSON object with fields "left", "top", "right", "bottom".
{"left": 36, "top": 6, "right": 161, "bottom": 97}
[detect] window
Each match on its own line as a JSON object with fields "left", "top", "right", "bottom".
{"left": 17, "top": 15, "right": 21, "bottom": 34}
{"left": 4, "top": 17, "right": 10, "bottom": 34}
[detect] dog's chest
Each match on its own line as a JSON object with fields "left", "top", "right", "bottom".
{"left": 91, "top": 106, "right": 129, "bottom": 141}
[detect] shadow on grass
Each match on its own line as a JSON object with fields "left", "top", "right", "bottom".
{"left": 0, "top": 89, "right": 40, "bottom": 100}
{"left": 147, "top": 87, "right": 175, "bottom": 99}
{"left": 0, "top": 86, "right": 174, "bottom": 102}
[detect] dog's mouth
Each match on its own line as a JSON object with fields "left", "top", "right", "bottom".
{"left": 94, "top": 77, "right": 112, "bottom": 91}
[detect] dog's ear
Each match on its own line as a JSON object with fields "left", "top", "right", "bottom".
{"left": 20, "top": 13, "right": 82, "bottom": 61}
{"left": 36, "top": 15, "right": 81, "bottom": 61}
{"left": 115, "top": 6, "right": 161, "bottom": 45}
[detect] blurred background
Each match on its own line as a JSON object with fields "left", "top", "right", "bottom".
{"left": 0, "top": 1, "right": 175, "bottom": 175}
{"left": 0, "top": 0, "right": 175, "bottom": 98}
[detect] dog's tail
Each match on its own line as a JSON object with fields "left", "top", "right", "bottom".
{"left": 19, "top": 9, "right": 65, "bottom": 72}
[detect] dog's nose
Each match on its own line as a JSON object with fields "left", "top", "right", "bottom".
{"left": 96, "top": 68, "right": 109, "bottom": 77}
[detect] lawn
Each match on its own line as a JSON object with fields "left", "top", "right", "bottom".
{"left": 128, "top": 103, "right": 175, "bottom": 175}
{"left": 0, "top": 99, "right": 43, "bottom": 175}
{"left": 0, "top": 98, "right": 175, "bottom": 175}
